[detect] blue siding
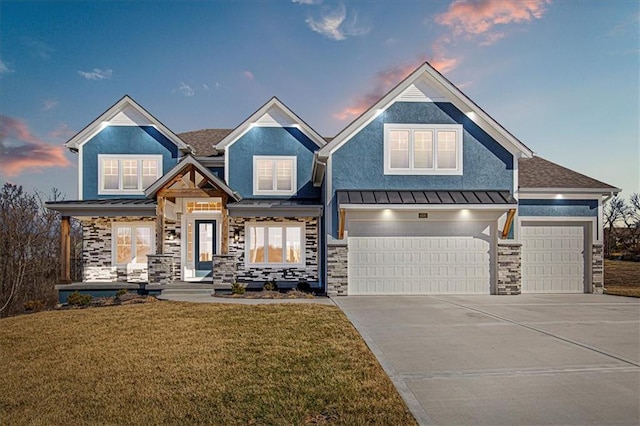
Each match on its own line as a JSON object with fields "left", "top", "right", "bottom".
{"left": 329, "top": 101, "right": 514, "bottom": 235}
{"left": 82, "top": 126, "right": 179, "bottom": 199}
{"left": 519, "top": 199, "right": 598, "bottom": 217}
{"left": 227, "top": 127, "right": 320, "bottom": 199}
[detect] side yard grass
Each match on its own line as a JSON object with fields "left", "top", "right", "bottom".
{"left": 0, "top": 302, "right": 416, "bottom": 425}
{"left": 604, "top": 260, "right": 640, "bottom": 297}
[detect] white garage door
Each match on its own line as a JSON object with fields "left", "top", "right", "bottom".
{"left": 348, "top": 236, "right": 491, "bottom": 295}
{"left": 521, "top": 225, "right": 586, "bottom": 293}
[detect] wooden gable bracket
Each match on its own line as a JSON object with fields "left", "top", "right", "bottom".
{"left": 501, "top": 208, "right": 517, "bottom": 239}
{"left": 338, "top": 209, "right": 346, "bottom": 240}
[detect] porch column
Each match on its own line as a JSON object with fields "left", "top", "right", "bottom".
{"left": 221, "top": 194, "right": 229, "bottom": 255}
{"left": 59, "top": 215, "right": 72, "bottom": 284}
{"left": 156, "top": 197, "right": 165, "bottom": 254}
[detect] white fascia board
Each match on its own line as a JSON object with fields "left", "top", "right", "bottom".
{"left": 519, "top": 188, "right": 621, "bottom": 196}
{"left": 340, "top": 204, "right": 515, "bottom": 211}
{"left": 319, "top": 62, "right": 534, "bottom": 159}
{"left": 65, "top": 95, "right": 190, "bottom": 152}
{"left": 518, "top": 193, "right": 604, "bottom": 200}
{"left": 216, "top": 97, "right": 326, "bottom": 152}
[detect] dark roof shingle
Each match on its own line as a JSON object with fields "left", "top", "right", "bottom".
{"left": 178, "top": 129, "right": 232, "bottom": 156}
{"left": 519, "top": 157, "right": 618, "bottom": 190}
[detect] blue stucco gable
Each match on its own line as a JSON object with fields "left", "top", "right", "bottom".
{"left": 82, "top": 125, "right": 179, "bottom": 199}
{"left": 332, "top": 101, "right": 513, "bottom": 192}
{"left": 227, "top": 127, "right": 320, "bottom": 199}
{"left": 328, "top": 101, "right": 514, "bottom": 236}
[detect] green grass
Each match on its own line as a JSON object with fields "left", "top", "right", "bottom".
{"left": 0, "top": 302, "right": 416, "bottom": 425}
{"left": 605, "top": 260, "right": 640, "bottom": 297}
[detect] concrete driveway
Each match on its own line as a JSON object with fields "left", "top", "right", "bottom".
{"left": 334, "top": 294, "right": 640, "bottom": 425}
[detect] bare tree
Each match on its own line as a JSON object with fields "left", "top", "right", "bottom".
{"left": 0, "top": 183, "right": 80, "bottom": 316}
{"left": 604, "top": 193, "right": 640, "bottom": 258}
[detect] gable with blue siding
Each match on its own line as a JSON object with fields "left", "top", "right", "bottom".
{"left": 227, "top": 126, "right": 321, "bottom": 199}
{"left": 329, "top": 101, "right": 514, "bottom": 235}
{"left": 82, "top": 126, "right": 180, "bottom": 199}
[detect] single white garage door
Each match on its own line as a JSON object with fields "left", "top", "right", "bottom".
{"left": 348, "top": 236, "right": 491, "bottom": 295}
{"left": 521, "top": 225, "right": 586, "bottom": 293}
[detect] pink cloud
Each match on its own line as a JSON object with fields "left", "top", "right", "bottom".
{"left": 48, "top": 123, "right": 75, "bottom": 140}
{"left": 243, "top": 70, "right": 254, "bottom": 80}
{"left": 435, "top": 0, "right": 551, "bottom": 44}
{"left": 0, "top": 115, "right": 72, "bottom": 177}
{"left": 333, "top": 57, "right": 461, "bottom": 122}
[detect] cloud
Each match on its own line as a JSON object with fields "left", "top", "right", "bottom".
{"left": 48, "top": 123, "right": 74, "bottom": 140}
{"left": 78, "top": 68, "right": 113, "bottom": 80}
{"left": 435, "top": 0, "right": 551, "bottom": 45}
{"left": 292, "top": 0, "right": 322, "bottom": 4}
{"left": 22, "top": 38, "right": 54, "bottom": 59}
{"left": 0, "top": 115, "right": 72, "bottom": 177}
{"left": 306, "top": 3, "right": 370, "bottom": 41}
{"left": 177, "top": 81, "right": 195, "bottom": 96}
{"left": 243, "top": 70, "right": 254, "bottom": 80}
{"left": 0, "top": 60, "right": 14, "bottom": 76}
{"left": 333, "top": 62, "right": 421, "bottom": 121}
{"left": 43, "top": 100, "right": 58, "bottom": 111}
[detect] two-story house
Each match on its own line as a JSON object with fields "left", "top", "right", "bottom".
{"left": 47, "top": 62, "right": 619, "bottom": 301}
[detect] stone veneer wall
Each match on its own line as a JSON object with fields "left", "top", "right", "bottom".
{"left": 327, "top": 241, "right": 348, "bottom": 296}
{"left": 592, "top": 244, "right": 604, "bottom": 294}
{"left": 163, "top": 219, "right": 181, "bottom": 281}
{"left": 497, "top": 243, "right": 522, "bottom": 295}
{"left": 228, "top": 217, "right": 319, "bottom": 283}
{"left": 212, "top": 255, "right": 237, "bottom": 286}
{"left": 81, "top": 216, "right": 156, "bottom": 282}
{"left": 147, "top": 254, "right": 174, "bottom": 285}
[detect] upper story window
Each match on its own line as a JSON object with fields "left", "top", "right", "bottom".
{"left": 253, "top": 156, "right": 297, "bottom": 196}
{"left": 98, "top": 154, "right": 162, "bottom": 194}
{"left": 383, "top": 124, "right": 463, "bottom": 175}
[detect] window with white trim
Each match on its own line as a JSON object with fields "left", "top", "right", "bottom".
{"left": 112, "top": 223, "right": 155, "bottom": 265}
{"left": 98, "top": 155, "right": 162, "bottom": 194}
{"left": 245, "top": 223, "right": 304, "bottom": 266}
{"left": 253, "top": 156, "right": 296, "bottom": 195}
{"left": 384, "top": 124, "right": 462, "bottom": 175}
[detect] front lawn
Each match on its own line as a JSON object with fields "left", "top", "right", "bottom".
{"left": 0, "top": 302, "right": 416, "bottom": 425}
{"left": 604, "top": 260, "right": 640, "bottom": 297}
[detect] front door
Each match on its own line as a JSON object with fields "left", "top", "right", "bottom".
{"left": 195, "top": 220, "right": 216, "bottom": 275}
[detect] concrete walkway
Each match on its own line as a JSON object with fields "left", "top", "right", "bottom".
{"left": 158, "top": 293, "right": 335, "bottom": 305}
{"left": 334, "top": 294, "right": 640, "bottom": 425}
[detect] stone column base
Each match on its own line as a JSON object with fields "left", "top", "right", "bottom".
{"left": 327, "top": 240, "right": 348, "bottom": 296}
{"left": 147, "top": 254, "right": 175, "bottom": 285}
{"left": 592, "top": 244, "right": 604, "bottom": 294}
{"left": 497, "top": 243, "right": 522, "bottom": 295}
{"left": 213, "top": 254, "right": 237, "bottom": 286}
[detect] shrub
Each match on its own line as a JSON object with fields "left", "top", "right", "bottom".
{"left": 263, "top": 281, "right": 278, "bottom": 292}
{"left": 24, "top": 300, "right": 45, "bottom": 312}
{"left": 231, "top": 282, "right": 246, "bottom": 295}
{"left": 115, "top": 289, "right": 128, "bottom": 298}
{"left": 67, "top": 291, "right": 92, "bottom": 306}
{"left": 297, "top": 281, "right": 311, "bottom": 293}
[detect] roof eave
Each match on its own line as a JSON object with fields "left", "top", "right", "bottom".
{"left": 519, "top": 187, "right": 621, "bottom": 195}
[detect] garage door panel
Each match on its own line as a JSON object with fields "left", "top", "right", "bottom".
{"left": 348, "top": 235, "right": 491, "bottom": 295}
{"left": 522, "top": 225, "right": 585, "bottom": 293}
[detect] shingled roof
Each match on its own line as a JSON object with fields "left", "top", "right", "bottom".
{"left": 178, "top": 129, "right": 233, "bottom": 156}
{"left": 519, "top": 156, "right": 618, "bottom": 192}
{"left": 178, "top": 128, "right": 333, "bottom": 156}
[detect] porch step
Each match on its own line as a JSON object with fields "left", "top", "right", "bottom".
{"left": 158, "top": 287, "right": 214, "bottom": 299}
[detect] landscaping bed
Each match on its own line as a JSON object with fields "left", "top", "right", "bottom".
{"left": 604, "top": 260, "right": 640, "bottom": 297}
{"left": 0, "top": 302, "right": 416, "bottom": 425}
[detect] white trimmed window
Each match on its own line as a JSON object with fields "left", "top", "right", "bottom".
{"left": 253, "top": 156, "right": 296, "bottom": 196}
{"left": 98, "top": 155, "right": 162, "bottom": 194}
{"left": 245, "top": 222, "right": 304, "bottom": 267}
{"left": 384, "top": 124, "right": 462, "bottom": 175}
{"left": 112, "top": 223, "right": 155, "bottom": 265}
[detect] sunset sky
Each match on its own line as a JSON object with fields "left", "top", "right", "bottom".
{"left": 1, "top": 0, "right": 638, "bottom": 199}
